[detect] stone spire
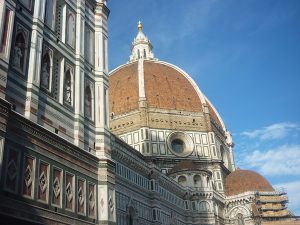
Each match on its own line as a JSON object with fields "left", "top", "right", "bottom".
{"left": 129, "top": 21, "right": 155, "bottom": 62}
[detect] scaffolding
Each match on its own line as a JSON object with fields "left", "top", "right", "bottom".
{"left": 255, "top": 189, "right": 292, "bottom": 221}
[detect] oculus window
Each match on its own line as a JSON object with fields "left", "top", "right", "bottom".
{"left": 167, "top": 132, "right": 194, "bottom": 157}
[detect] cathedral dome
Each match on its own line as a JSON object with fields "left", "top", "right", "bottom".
{"left": 108, "top": 22, "right": 235, "bottom": 174}
{"left": 109, "top": 22, "right": 227, "bottom": 137}
{"left": 110, "top": 60, "right": 205, "bottom": 115}
{"left": 225, "top": 169, "right": 274, "bottom": 196}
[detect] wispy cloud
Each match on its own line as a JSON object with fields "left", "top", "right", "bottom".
{"left": 274, "top": 180, "right": 300, "bottom": 216}
{"left": 241, "top": 122, "right": 299, "bottom": 141}
{"left": 152, "top": 0, "right": 221, "bottom": 48}
{"left": 242, "top": 144, "right": 300, "bottom": 176}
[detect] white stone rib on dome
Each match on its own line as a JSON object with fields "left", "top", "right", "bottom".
{"left": 156, "top": 60, "right": 226, "bottom": 129}
{"left": 154, "top": 60, "right": 207, "bottom": 106}
{"left": 204, "top": 96, "right": 226, "bottom": 129}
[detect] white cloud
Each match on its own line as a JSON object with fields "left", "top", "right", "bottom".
{"left": 242, "top": 144, "right": 300, "bottom": 176}
{"left": 274, "top": 180, "right": 300, "bottom": 216}
{"left": 241, "top": 122, "right": 299, "bottom": 141}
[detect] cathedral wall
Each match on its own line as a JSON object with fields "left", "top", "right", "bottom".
{"left": 0, "top": 102, "right": 101, "bottom": 224}
{"left": 111, "top": 134, "right": 227, "bottom": 225}
{"left": 147, "top": 110, "right": 209, "bottom": 132}
{"left": 110, "top": 110, "right": 211, "bottom": 135}
{"left": 1, "top": 0, "right": 110, "bottom": 152}
{"left": 115, "top": 126, "right": 230, "bottom": 195}
{"left": 118, "top": 128, "right": 217, "bottom": 159}
{"left": 224, "top": 193, "right": 256, "bottom": 225}
{"left": 110, "top": 110, "right": 143, "bottom": 135}
{"left": 114, "top": 161, "right": 190, "bottom": 225}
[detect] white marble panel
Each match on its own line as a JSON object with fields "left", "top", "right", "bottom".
{"left": 196, "top": 145, "right": 202, "bottom": 157}
{"left": 195, "top": 134, "right": 201, "bottom": 144}
{"left": 151, "top": 130, "right": 157, "bottom": 141}
{"left": 203, "top": 146, "right": 209, "bottom": 157}
{"left": 133, "top": 132, "right": 139, "bottom": 143}
{"left": 152, "top": 143, "right": 158, "bottom": 154}
{"left": 127, "top": 134, "right": 132, "bottom": 145}
{"left": 202, "top": 134, "right": 208, "bottom": 145}
{"left": 158, "top": 131, "right": 164, "bottom": 142}
{"left": 160, "top": 144, "right": 166, "bottom": 155}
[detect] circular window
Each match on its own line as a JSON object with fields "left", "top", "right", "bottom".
{"left": 171, "top": 139, "right": 185, "bottom": 153}
{"left": 167, "top": 132, "right": 194, "bottom": 157}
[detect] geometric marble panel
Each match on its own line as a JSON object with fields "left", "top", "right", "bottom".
{"left": 38, "top": 161, "right": 49, "bottom": 203}
{"left": 22, "top": 155, "right": 35, "bottom": 198}
{"left": 77, "top": 178, "right": 86, "bottom": 215}
{"left": 52, "top": 167, "right": 62, "bottom": 207}
{"left": 88, "top": 183, "right": 96, "bottom": 218}
{"left": 65, "top": 173, "right": 74, "bottom": 211}
{"left": 5, "top": 149, "right": 19, "bottom": 193}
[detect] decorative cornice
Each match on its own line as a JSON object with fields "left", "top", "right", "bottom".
{"left": 8, "top": 110, "right": 99, "bottom": 168}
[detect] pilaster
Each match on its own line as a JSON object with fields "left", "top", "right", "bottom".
{"left": 93, "top": 2, "right": 115, "bottom": 225}
{"left": 0, "top": 0, "right": 16, "bottom": 99}
{"left": 73, "top": 0, "right": 85, "bottom": 148}
{"left": 0, "top": 99, "right": 10, "bottom": 182}
{"left": 24, "top": 0, "right": 46, "bottom": 122}
{"left": 228, "top": 146, "right": 235, "bottom": 171}
{"left": 97, "top": 158, "right": 116, "bottom": 225}
{"left": 137, "top": 58, "right": 147, "bottom": 105}
{"left": 94, "top": 1, "right": 111, "bottom": 159}
{"left": 226, "top": 131, "right": 235, "bottom": 171}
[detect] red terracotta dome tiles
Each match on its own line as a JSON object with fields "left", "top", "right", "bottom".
{"left": 109, "top": 62, "right": 139, "bottom": 115}
{"left": 143, "top": 61, "right": 203, "bottom": 112}
{"left": 225, "top": 169, "right": 274, "bottom": 196}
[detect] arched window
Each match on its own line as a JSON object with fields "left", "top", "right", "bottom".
{"left": 41, "top": 52, "right": 51, "bottom": 90}
{"left": 64, "top": 69, "right": 72, "bottom": 105}
{"left": 199, "top": 201, "right": 209, "bottom": 212}
{"left": 13, "top": 32, "right": 26, "bottom": 72}
{"left": 193, "top": 175, "right": 202, "bottom": 187}
{"left": 137, "top": 49, "right": 140, "bottom": 59}
{"left": 143, "top": 49, "right": 146, "bottom": 58}
{"left": 67, "top": 13, "right": 75, "bottom": 48}
{"left": 214, "top": 203, "right": 219, "bottom": 215}
{"left": 45, "top": 0, "right": 57, "bottom": 30}
{"left": 85, "top": 86, "right": 92, "bottom": 118}
{"left": 178, "top": 175, "right": 187, "bottom": 186}
{"left": 236, "top": 213, "right": 245, "bottom": 225}
{"left": 206, "top": 175, "right": 210, "bottom": 187}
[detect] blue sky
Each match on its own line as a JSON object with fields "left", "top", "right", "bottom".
{"left": 107, "top": 0, "right": 300, "bottom": 215}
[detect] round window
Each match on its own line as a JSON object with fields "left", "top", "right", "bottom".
{"left": 171, "top": 139, "right": 185, "bottom": 153}
{"left": 167, "top": 132, "right": 194, "bottom": 157}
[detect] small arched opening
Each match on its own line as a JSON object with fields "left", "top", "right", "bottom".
{"left": 178, "top": 175, "right": 187, "bottom": 186}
